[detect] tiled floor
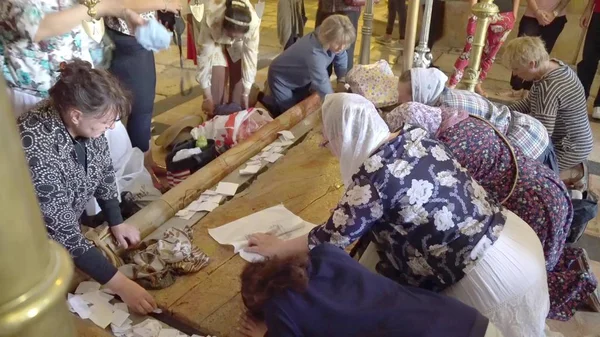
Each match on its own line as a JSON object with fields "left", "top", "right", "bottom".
{"left": 146, "top": 1, "right": 600, "bottom": 334}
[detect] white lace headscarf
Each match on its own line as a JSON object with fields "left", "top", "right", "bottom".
{"left": 410, "top": 67, "right": 448, "bottom": 105}
{"left": 322, "top": 93, "right": 391, "bottom": 187}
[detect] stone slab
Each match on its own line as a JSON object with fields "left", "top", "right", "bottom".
{"left": 158, "top": 130, "right": 343, "bottom": 336}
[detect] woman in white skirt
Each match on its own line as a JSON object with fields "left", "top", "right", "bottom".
{"left": 246, "top": 93, "right": 552, "bottom": 337}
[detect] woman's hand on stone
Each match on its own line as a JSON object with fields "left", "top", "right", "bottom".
{"left": 245, "top": 233, "right": 286, "bottom": 258}
{"left": 238, "top": 314, "right": 268, "bottom": 337}
{"left": 111, "top": 223, "right": 142, "bottom": 249}
{"left": 107, "top": 272, "right": 157, "bottom": 315}
{"left": 202, "top": 98, "right": 215, "bottom": 118}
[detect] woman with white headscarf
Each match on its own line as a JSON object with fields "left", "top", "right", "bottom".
{"left": 396, "top": 67, "right": 557, "bottom": 173}
{"left": 386, "top": 102, "right": 598, "bottom": 321}
{"left": 247, "top": 93, "right": 551, "bottom": 337}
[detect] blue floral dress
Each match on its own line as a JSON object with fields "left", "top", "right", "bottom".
{"left": 308, "top": 125, "right": 506, "bottom": 292}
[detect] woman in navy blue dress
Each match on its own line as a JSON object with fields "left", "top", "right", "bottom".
{"left": 239, "top": 243, "right": 498, "bottom": 337}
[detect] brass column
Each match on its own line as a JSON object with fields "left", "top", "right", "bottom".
{"left": 402, "top": 0, "right": 421, "bottom": 71}
{"left": 359, "top": 0, "right": 375, "bottom": 64}
{"left": 0, "top": 80, "right": 75, "bottom": 336}
{"left": 462, "top": 0, "right": 499, "bottom": 92}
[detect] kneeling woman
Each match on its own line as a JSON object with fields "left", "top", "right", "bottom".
{"left": 258, "top": 14, "right": 356, "bottom": 117}
{"left": 386, "top": 102, "right": 598, "bottom": 320}
{"left": 18, "top": 60, "right": 156, "bottom": 314}
{"left": 239, "top": 244, "right": 500, "bottom": 337}
{"left": 196, "top": 0, "right": 260, "bottom": 117}
{"left": 247, "top": 93, "right": 550, "bottom": 337}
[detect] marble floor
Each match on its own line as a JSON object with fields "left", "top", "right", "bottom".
{"left": 146, "top": 0, "right": 600, "bottom": 334}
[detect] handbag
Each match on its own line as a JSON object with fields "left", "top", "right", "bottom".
{"left": 166, "top": 139, "right": 224, "bottom": 187}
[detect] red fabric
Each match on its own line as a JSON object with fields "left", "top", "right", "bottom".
{"left": 449, "top": 12, "right": 516, "bottom": 86}
{"left": 595, "top": 0, "right": 600, "bottom": 13}
{"left": 186, "top": 21, "right": 197, "bottom": 65}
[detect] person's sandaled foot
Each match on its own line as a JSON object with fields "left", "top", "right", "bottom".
{"left": 475, "top": 84, "right": 488, "bottom": 97}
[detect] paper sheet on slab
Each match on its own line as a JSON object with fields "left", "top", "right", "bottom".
{"left": 111, "top": 309, "right": 130, "bottom": 327}
{"left": 75, "top": 281, "right": 101, "bottom": 294}
{"left": 278, "top": 130, "right": 295, "bottom": 141}
{"left": 68, "top": 295, "right": 91, "bottom": 319}
{"left": 187, "top": 201, "right": 220, "bottom": 212}
{"left": 89, "top": 302, "right": 114, "bottom": 329}
{"left": 240, "top": 164, "right": 261, "bottom": 175}
{"left": 113, "top": 302, "right": 129, "bottom": 313}
{"left": 175, "top": 209, "right": 194, "bottom": 220}
{"left": 216, "top": 182, "right": 239, "bottom": 196}
{"left": 158, "top": 329, "right": 180, "bottom": 337}
{"left": 265, "top": 153, "right": 283, "bottom": 163}
{"left": 208, "top": 204, "right": 316, "bottom": 262}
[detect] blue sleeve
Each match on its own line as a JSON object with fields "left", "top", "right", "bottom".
{"left": 307, "top": 48, "right": 334, "bottom": 99}
{"left": 332, "top": 51, "right": 348, "bottom": 79}
{"left": 264, "top": 301, "right": 304, "bottom": 337}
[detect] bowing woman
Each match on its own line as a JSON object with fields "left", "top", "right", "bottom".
{"left": 247, "top": 93, "right": 552, "bottom": 337}
{"left": 18, "top": 60, "right": 157, "bottom": 314}
{"left": 386, "top": 102, "right": 598, "bottom": 320}
{"left": 195, "top": 0, "right": 260, "bottom": 117}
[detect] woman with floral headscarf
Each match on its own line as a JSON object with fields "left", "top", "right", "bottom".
{"left": 386, "top": 102, "right": 598, "bottom": 320}
{"left": 246, "top": 93, "right": 551, "bottom": 337}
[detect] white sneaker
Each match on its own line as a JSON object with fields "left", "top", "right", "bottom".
{"left": 592, "top": 106, "right": 600, "bottom": 119}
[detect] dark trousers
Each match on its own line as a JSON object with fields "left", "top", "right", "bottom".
{"left": 577, "top": 12, "right": 600, "bottom": 107}
{"left": 427, "top": 0, "right": 445, "bottom": 50}
{"left": 386, "top": 0, "right": 407, "bottom": 39}
{"left": 262, "top": 69, "right": 311, "bottom": 117}
{"left": 315, "top": 9, "right": 360, "bottom": 71}
{"left": 107, "top": 28, "right": 156, "bottom": 153}
{"left": 510, "top": 15, "right": 567, "bottom": 90}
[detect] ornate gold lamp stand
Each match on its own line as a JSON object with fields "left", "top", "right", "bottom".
{"left": 0, "top": 80, "right": 75, "bottom": 336}
{"left": 462, "top": 0, "right": 499, "bottom": 92}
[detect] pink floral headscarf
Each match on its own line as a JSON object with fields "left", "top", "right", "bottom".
{"left": 385, "top": 102, "right": 469, "bottom": 137}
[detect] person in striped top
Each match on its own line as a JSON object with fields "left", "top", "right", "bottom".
{"left": 504, "top": 36, "right": 593, "bottom": 171}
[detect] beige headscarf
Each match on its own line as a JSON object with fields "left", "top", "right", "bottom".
{"left": 322, "top": 93, "right": 391, "bottom": 187}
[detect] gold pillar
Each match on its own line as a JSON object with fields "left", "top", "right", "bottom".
{"left": 359, "top": 0, "right": 374, "bottom": 64}
{"left": 0, "top": 80, "right": 75, "bottom": 336}
{"left": 462, "top": 0, "right": 499, "bottom": 92}
{"left": 402, "top": 0, "right": 421, "bottom": 72}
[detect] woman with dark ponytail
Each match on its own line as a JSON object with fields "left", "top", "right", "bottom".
{"left": 195, "top": 0, "right": 260, "bottom": 117}
{"left": 239, "top": 244, "right": 501, "bottom": 337}
{"left": 17, "top": 59, "right": 158, "bottom": 315}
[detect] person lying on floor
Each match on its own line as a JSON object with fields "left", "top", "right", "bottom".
{"left": 397, "top": 67, "right": 558, "bottom": 174}
{"left": 239, "top": 243, "right": 502, "bottom": 337}
{"left": 18, "top": 59, "right": 157, "bottom": 314}
{"left": 246, "top": 93, "right": 552, "bottom": 337}
{"left": 504, "top": 36, "right": 593, "bottom": 173}
{"left": 386, "top": 102, "right": 599, "bottom": 321}
{"left": 257, "top": 14, "right": 356, "bottom": 117}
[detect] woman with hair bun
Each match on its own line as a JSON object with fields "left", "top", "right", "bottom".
{"left": 195, "top": 0, "right": 260, "bottom": 117}
{"left": 239, "top": 244, "right": 502, "bottom": 337}
{"left": 18, "top": 59, "right": 157, "bottom": 315}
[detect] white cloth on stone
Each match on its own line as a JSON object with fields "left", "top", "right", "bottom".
{"left": 443, "top": 209, "right": 551, "bottom": 337}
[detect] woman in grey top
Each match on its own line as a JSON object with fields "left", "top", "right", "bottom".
{"left": 505, "top": 36, "right": 593, "bottom": 171}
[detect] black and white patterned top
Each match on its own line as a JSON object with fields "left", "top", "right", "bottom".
{"left": 509, "top": 59, "right": 593, "bottom": 170}
{"left": 105, "top": 11, "right": 156, "bottom": 36}
{"left": 18, "top": 101, "right": 121, "bottom": 282}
